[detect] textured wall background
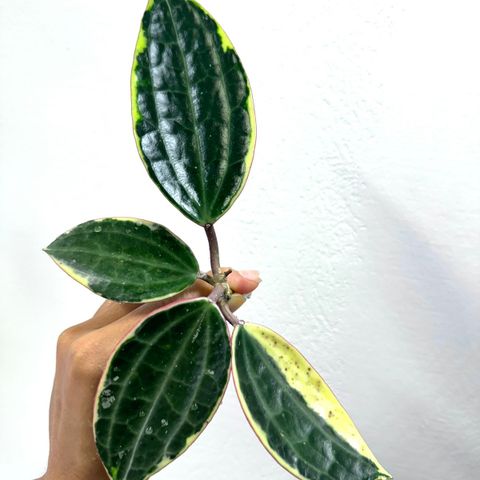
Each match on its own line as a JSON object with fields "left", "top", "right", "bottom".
{"left": 1, "top": 0, "right": 479, "bottom": 478}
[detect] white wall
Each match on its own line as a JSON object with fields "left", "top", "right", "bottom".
{"left": 1, "top": 1, "right": 479, "bottom": 478}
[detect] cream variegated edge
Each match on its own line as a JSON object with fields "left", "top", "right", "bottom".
{"left": 131, "top": 13, "right": 148, "bottom": 169}
{"left": 93, "top": 298, "right": 231, "bottom": 480}
{"left": 232, "top": 323, "right": 392, "bottom": 480}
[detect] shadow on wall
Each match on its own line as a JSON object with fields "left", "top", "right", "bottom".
{"left": 362, "top": 180, "right": 479, "bottom": 351}
{"left": 359, "top": 179, "right": 480, "bottom": 475}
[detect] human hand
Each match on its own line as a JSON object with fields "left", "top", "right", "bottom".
{"left": 39, "top": 270, "right": 261, "bottom": 480}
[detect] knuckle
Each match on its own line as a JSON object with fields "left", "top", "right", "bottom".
{"left": 67, "top": 336, "right": 103, "bottom": 381}
{"left": 56, "top": 326, "right": 79, "bottom": 353}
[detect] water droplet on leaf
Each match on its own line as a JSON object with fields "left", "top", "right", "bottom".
{"left": 101, "top": 389, "right": 115, "bottom": 409}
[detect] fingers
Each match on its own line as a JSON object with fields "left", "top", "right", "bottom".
{"left": 226, "top": 270, "right": 261, "bottom": 295}
{"left": 72, "top": 269, "right": 260, "bottom": 335}
{"left": 201, "top": 268, "right": 261, "bottom": 295}
{"left": 75, "top": 280, "right": 212, "bottom": 333}
{"left": 94, "top": 285, "right": 251, "bottom": 358}
{"left": 94, "top": 298, "right": 190, "bottom": 351}
{"left": 224, "top": 270, "right": 261, "bottom": 312}
{"left": 93, "top": 300, "right": 138, "bottom": 318}
{"left": 63, "top": 270, "right": 262, "bottom": 378}
{"left": 89, "top": 301, "right": 140, "bottom": 328}
{"left": 55, "top": 301, "right": 140, "bottom": 341}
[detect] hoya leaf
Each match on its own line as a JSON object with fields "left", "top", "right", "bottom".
{"left": 45, "top": 218, "right": 198, "bottom": 302}
{"left": 232, "top": 324, "right": 392, "bottom": 480}
{"left": 95, "top": 298, "right": 230, "bottom": 480}
{"left": 132, "top": 0, "right": 256, "bottom": 225}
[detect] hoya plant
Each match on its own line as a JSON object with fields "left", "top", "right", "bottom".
{"left": 45, "top": 1, "right": 392, "bottom": 479}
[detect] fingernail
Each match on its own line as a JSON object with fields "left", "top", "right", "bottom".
{"left": 238, "top": 270, "right": 262, "bottom": 283}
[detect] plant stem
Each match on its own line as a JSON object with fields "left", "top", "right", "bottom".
{"left": 204, "top": 224, "right": 243, "bottom": 327}
{"left": 204, "top": 224, "right": 221, "bottom": 277}
{"left": 208, "top": 283, "right": 225, "bottom": 303}
{"left": 219, "top": 301, "right": 244, "bottom": 326}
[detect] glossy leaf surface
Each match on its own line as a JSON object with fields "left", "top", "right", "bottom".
{"left": 45, "top": 218, "right": 198, "bottom": 302}
{"left": 232, "top": 324, "right": 391, "bottom": 480}
{"left": 132, "top": 0, "right": 256, "bottom": 225}
{"left": 95, "top": 299, "right": 230, "bottom": 480}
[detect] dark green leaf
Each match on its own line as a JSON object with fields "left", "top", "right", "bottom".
{"left": 45, "top": 218, "right": 198, "bottom": 302}
{"left": 95, "top": 299, "right": 230, "bottom": 480}
{"left": 132, "top": 0, "right": 256, "bottom": 225}
{"left": 232, "top": 324, "right": 391, "bottom": 480}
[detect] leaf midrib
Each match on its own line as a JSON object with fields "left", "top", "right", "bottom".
{"left": 159, "top": 313, "right": 211, "bottom": 460}
{"left": 48, "top": 248, "right": 193, "bottom": 276}
{"left": 164, "top": 0, "right": 207, "bottom": 217}
{"left": 121, "top": 304, "right": 210, "bottom": 479}
{"left": 49, "top": 227, "right": 197, "bottom": 272}
{"left": 101, "top": 311, "right": 187, "bottom": 466}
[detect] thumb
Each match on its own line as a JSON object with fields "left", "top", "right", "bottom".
{"left": 227, "top": 270, "right": 261, "bottom": 295}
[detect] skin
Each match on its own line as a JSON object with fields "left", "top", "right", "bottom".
{"left": 38, "top": 269, "right": 261, "bottom": 480}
